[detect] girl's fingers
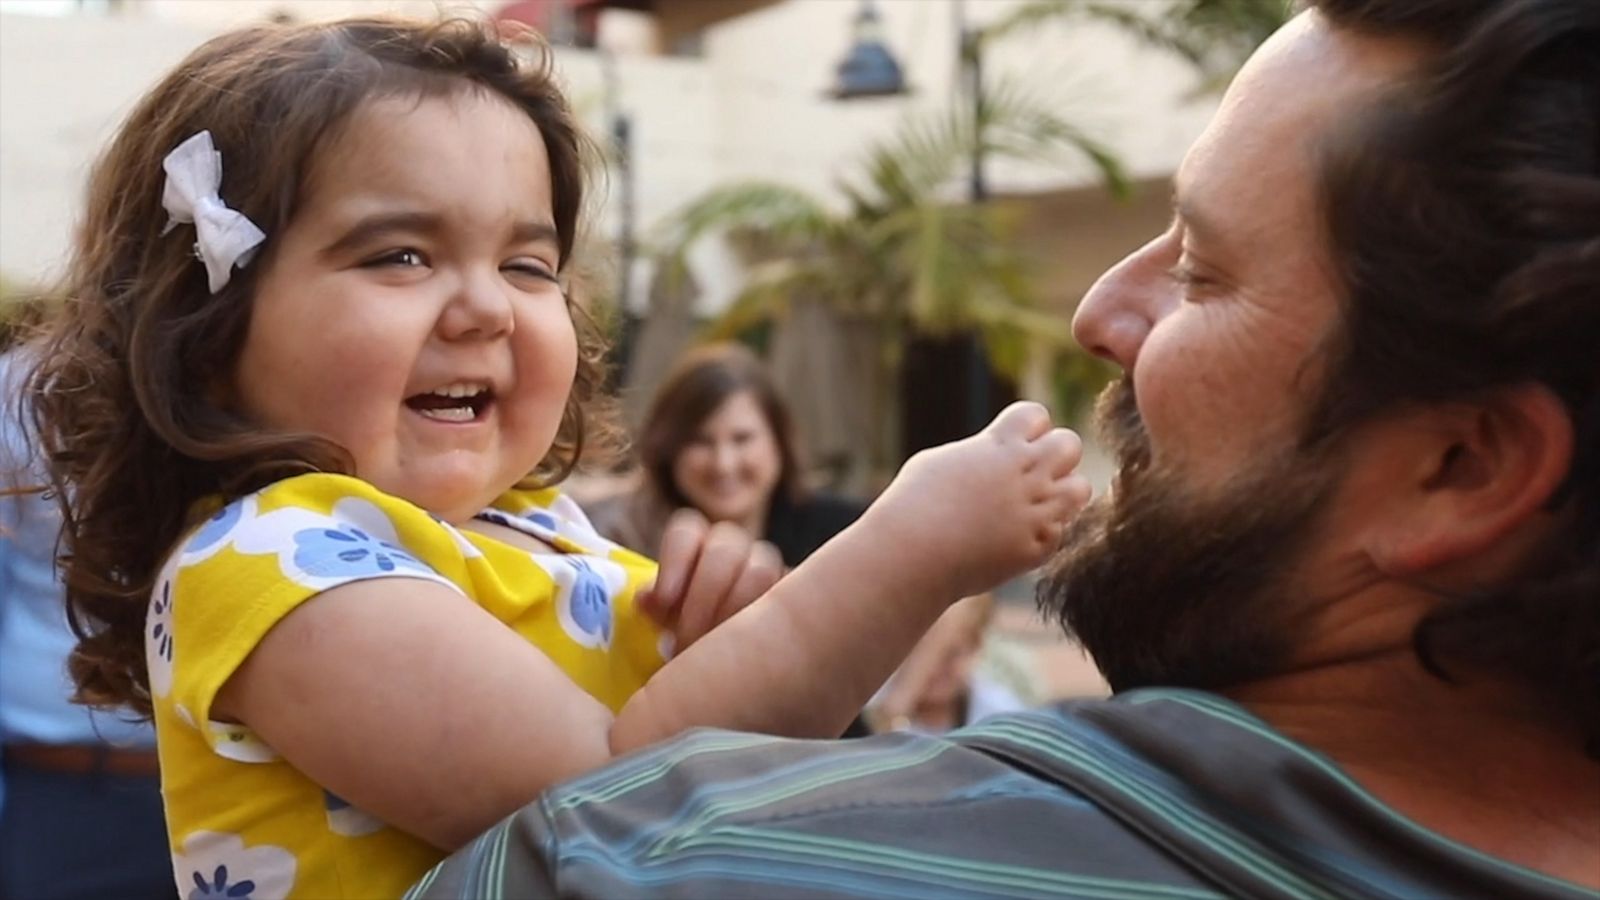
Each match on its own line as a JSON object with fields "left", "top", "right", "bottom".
{"left": 636, "top": 580, "right": 681, "bottom": 628}
{"left": 652, "top": 507, "right": 710, "bottom": 608}
{"left": 717, "top": 540, "right": 784, "bottom": 625}
{"left": 674, "top": 522, "right": 751, "bottom": 649}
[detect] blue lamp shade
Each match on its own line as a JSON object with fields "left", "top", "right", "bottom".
{"left": 831, "top": 1, "right": 907, "bottom": 99}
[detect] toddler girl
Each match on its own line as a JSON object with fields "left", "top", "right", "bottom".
{"left": 24, "top": 16, "right": 1089, "bottom": 899}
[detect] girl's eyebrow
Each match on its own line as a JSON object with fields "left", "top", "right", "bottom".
{"left": 320, "top": 210, "right": 441, "bottom": 260}
{"left": 319, "top": 212, "right": 561, "bottom": 259}
{"left": 510, "top": 220, "right": 560, "bottom": 248}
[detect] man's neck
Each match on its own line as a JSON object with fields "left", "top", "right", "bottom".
{"left": 1224, "top": 654, "right": 1600, "bottom": 889}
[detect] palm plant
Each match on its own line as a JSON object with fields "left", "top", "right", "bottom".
{"left": 648, "top": 0, "right": 1293, "bottom": 477}
{"left": 654, "top": 79, "right": 1127, "bottom": 473}
{"left": 989, "top": 0, "right": 1296, "bottom": 94}
{"left": 0, "top": 272, "right": 43, "bottom": 350}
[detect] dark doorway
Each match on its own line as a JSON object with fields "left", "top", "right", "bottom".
{"left": 899, "top": 331, "right": 1017, "bottom": 458}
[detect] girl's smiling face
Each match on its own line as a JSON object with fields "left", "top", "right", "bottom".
{"left": 233, "top": 92, "right": 578, "bottom": 522}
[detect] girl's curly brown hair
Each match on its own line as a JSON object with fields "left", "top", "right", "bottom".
{"left": 23, "top": 16, "right": 614, "bottom": 717}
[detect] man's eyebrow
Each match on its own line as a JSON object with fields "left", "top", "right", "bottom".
{"left": 320, "top": 211, "right": 442, "bottom": 259}
{"left": 1171, "top": 190, "right": 1224, "bottom": 247}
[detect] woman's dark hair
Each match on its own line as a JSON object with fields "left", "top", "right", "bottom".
{"left": 1305, "top": 0, "right": 1600, "bottom": 743}
{"left": 636, "top": 343, "right": 805, "bottom": 512}
{"left": 25, "top": 16, "right": 612, "bottom": 716}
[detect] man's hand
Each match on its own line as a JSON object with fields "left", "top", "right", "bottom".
{"left": 637, "top": 508, "right": 786, "bottom": 655}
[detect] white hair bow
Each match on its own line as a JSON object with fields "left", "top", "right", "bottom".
{"left": 160, "top": 130, "right": 266, "bottom": 293}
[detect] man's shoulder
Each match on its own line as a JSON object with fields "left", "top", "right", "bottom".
{"left": 461, "top": 722, "right": 1213, "bottom": 899}
{"left": 525, "top": 695, "right": 1240, "bottom": 849}
{"left": 412, "top": 694, "right": 1598, "bottom": 899}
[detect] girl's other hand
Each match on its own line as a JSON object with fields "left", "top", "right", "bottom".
{"left": 637, "top": 508, "right": 785, "bottom": 654}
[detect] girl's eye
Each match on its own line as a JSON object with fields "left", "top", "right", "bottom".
{"left": 364, "top": 248, "right": 427, "bottom": 268}
{"left": 503, "top": 258, "right": 559, "bottom": 283}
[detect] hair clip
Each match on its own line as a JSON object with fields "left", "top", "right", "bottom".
{"left": 160, "top": 131, "right": 266, "bottom": 293}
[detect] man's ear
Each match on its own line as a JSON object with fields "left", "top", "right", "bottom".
{"left": 1361, "top": 382, "right": 1574, "bottom": 577}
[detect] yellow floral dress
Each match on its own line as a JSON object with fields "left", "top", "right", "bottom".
{"left": 147, "top": 473, "right": 665, "bottom": 900}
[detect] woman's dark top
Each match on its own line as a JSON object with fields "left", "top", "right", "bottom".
{"left": 584, "top": 483, "right": 873, "bottom": 737}
{"left": 765, "top": 492, "right": 870, "bottom": 738}
{"left": 763, "top": 492, "right": 867, "bottom": 569}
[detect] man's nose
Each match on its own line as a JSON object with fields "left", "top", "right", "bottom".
{"left": 1072, "top": 234, "right": 1172, "bottom": 371}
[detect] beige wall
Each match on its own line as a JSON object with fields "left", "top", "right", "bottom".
{"left": 135, "top": 0, "right": 491, "bottom": 27}
{"left": 1007, "top": 178, "right": 1177, "bottom": 317}
{"left": 651, "top": 0, "right": 776, "bottom": 53}
{"left": 0, "top": 11, "right": 210, "bottom": 286}
{"left": 0, "top": 0, "right": 1215, "bottom": 312}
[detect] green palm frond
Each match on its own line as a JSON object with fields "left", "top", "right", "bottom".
{"left": 986, "top": 0, "right": 1294, "bottom": 90}
{"left": 656, "top": 182, "right": 841, "bottom": 255}
{"left": 979, "top": 78, "right": 1131, "bottom": 197}
{"left": 646, "top": 8, "right": 1186, "bottom": 463}
{"left": 847, "top": 77, "right": 1129, "bottom": 207}
{"left": 699, "top": 255, "right": 860, "bottom": 339}
{"left": 966, "top": 294, "right": 1074, "bottom": 345}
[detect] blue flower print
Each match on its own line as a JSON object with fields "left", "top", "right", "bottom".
{"left": 173, "top": 833, "right": 295, "bottom": 899}
{"left": 323, "top": 789, "right": 385, "bottom": 837}
{"left": 188, "top": 865, "right": 255, "bottom": 899}
{"left": 475, "top": 509, "right": 515, "bottom": 530}
{"left": 189, "top": 502, "right": 244, "bottom": 555}
{"left": 525, "top": 511, "right": 558, "bottom": 531}
{"left": 150, "top": 581, "right": 174, "bottom": 664}
{"left": 566, "top": 558, "right": 612, "bottom": 643}
{"left": 147, "top": 569, "right": 181, "bottom": 698}
{"left": 291, "top": 525, "right": 427, "bottom": 578}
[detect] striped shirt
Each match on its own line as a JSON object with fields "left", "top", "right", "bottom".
{"left": 407, "top": 689, "right": 1597, "bottom": 899}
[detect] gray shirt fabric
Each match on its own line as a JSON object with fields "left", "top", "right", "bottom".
{"left": 407, "top": 689, "right": 1598, "bottom": 899}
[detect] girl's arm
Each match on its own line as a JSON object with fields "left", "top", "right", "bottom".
{"left": 610, "top": 402, "right": 1087, "bottom": 748}
{"left": 218, "top": 403, "right": 1087, "bottom": 850}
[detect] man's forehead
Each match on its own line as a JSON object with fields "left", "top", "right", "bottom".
{"left": 1172, "top": 11, "right": 1428, "bottom": 254}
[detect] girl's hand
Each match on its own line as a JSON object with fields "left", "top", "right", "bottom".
{"left": 637, "top": 508, "right": 785, "bottom": 654}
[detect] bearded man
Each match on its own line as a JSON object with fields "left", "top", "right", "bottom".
{"left": 413, "top": 1, "right": 1599, "bottom": 896}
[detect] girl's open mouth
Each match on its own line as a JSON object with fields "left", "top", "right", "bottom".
{"left": 405, "top": 383, "right": 494, "bottom": 423}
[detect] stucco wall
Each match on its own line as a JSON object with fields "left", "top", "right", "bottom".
{"left": 0, "top": 0, "right": 1215, "bottom": 311}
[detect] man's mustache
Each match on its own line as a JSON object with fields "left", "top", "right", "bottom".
{"left": 1094, "top": 376, "right": 1151, "bottom": 477}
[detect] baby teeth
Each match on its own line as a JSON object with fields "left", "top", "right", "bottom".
{"left": 430, "top": 383, "right": 486, "bottom": 399}
{"left": 418, "top": 406, "right": 475, "bottom": 422}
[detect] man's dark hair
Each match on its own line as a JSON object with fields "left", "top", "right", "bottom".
{"left": 1306, "top": 0, "right": 1600, "bottom": 745}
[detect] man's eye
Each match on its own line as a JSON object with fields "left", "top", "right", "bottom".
{"left": 364, "top": 248, "right": 427, "bottom": 268}
{"left": 1168, "top": 263, "right": 1218, "bottom": 295}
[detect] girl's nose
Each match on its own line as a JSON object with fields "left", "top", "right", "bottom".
{"left": 440, "top": 269, "right": 514, "bottom": 341}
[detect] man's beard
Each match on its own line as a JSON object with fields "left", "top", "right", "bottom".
{"left": 1038, "top": 378, "right": 1341, "bottom": 693}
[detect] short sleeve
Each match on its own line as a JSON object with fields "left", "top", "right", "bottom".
{"left": 151, "top": 473, "right": 463, "bottom": 758}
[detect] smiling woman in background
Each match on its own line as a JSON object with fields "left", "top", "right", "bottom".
{"left": 590, "top": 343, "right": 866, "bottom": 570}
{"left": 587, "top": 343, "right": 873, "bottom": 736}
